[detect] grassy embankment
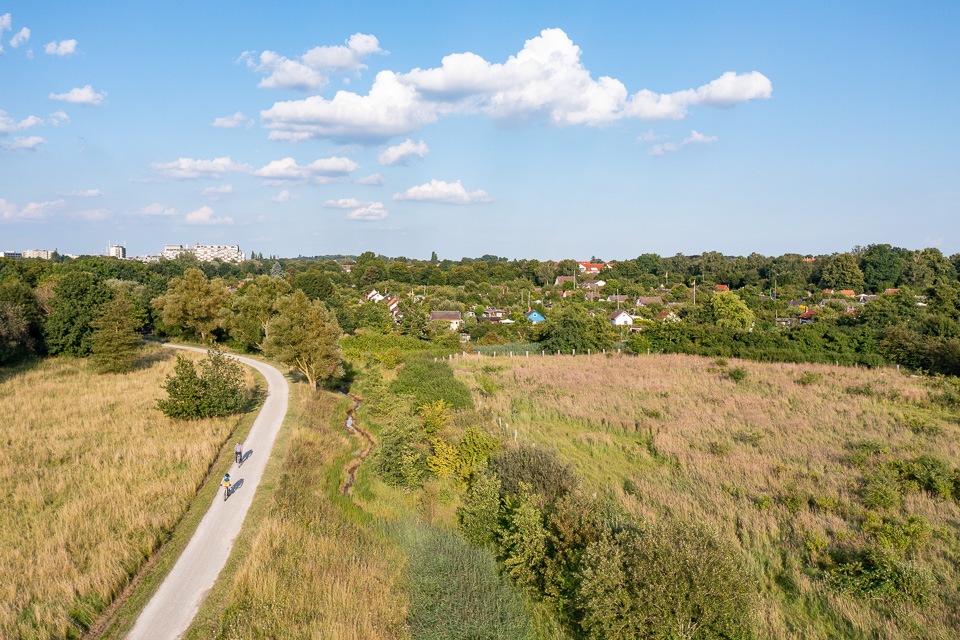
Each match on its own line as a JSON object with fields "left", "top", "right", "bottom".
{"left": 450, "top": 352, "right": 960, "bottom": 639}
{"left": 0, "top": 345, "right": 257, "bottom": 640}
{"left": 182, "top": 383, "right": 409, "bottom": 640}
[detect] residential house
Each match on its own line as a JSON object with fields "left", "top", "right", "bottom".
{"left": 584, "top": 292, "right": 602, "bottom": 301}
{"left": 526, "top": 310, "right": 546, "bottom": 324}
{"left": 609, "top": 310, "right": 633, "bottom": 326}
{"left": 607, "top": 294, "right": 629, "bottom": 304}
{"left": 429, "top": 311, "right": 462, "bottom": 330}
{"left": 636, "top": 296, "right": 664, "bottom": 307}
{"left": 775, "top": 317, "right": 798, "bottom": 327}
{"left": 579, "top": 279, "right": 605, "bottom": 290}
{"left": 555, "top": 275, "right": 577, "bottom": 287}
{"left": 656, "top": 310, "right": 680, "bottom": 323}
{"left": 715, "top": 284, "right": 730, "bottom": 292}
{"left": 577, "top": 261, "right": 610, "bottom": 275}
{"left": 385, "top": 296, "right": 401, "bottom": 318}
{"left": 482, "top": 308, "right": 508, "bottom": 321}
{"left": 366, "top": 289, "right": 386, "bottom": 302}
{"left": 838, "top": 289, "right": 856, "bottom": 297}
{"left": 798, "top": 310, "right": 817, "bottom": 324}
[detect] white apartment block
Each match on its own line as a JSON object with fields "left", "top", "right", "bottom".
{"left": 22, "top": 249, "right": 57, "bottom": 259}
{"left": 162, "top": 243, "right": 245, "bottom": 263}
{"left": 1, "top": 251, "right": 23, "bottom": 259}
{"left": 107, "top": 245, "right": 127, "bottom": 259}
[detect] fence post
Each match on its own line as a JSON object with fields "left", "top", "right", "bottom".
{"left": 588, "top": 349, "right": 591, "bottom": 356}
{"left": 573, "top": 349, "right": 576, "bottom": 356}
{"left": 526, "top": 351, "right": 529, "bottom": 357}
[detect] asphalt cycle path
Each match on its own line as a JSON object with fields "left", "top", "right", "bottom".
{"left": 126, "top": 345, "right": 289, "bottom": 640}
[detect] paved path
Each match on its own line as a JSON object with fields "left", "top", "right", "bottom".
{"left": 126, "top": 345, "right": 289, "bottom": 640}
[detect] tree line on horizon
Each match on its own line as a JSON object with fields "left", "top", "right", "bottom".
{"left": 1, "top": 243, "right": 958, "bottom": 376}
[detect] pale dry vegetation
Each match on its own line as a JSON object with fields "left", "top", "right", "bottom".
{"left": 454, "top": 353, "right": 960, "bottom": 639}
{"left": 0, "top": 347, "right": 251, "bottom": 639}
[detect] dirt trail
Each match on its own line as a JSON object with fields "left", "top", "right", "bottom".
{"left": 124, "top": 345, "right": 289, "bottom": 640}
{"left": 341, "top": 394, "right": 374, "bottom": 497}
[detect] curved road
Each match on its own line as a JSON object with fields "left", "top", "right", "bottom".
{"left": 126, "top": 345, "right": 289, "bottom": 640}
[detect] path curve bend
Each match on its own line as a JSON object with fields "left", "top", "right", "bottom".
{"left": 126, "top": 345, "right": 289, "bottom": 640}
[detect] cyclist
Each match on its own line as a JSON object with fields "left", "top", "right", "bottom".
{"left": 234, "top": 442, "right": 243, "bottom": 465}
{"left": 222, "top": 472, "right": 232, "bottom": 498}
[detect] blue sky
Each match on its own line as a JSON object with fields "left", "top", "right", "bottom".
{"left": 1, "top": 1, "right": 958, "bottom": 260}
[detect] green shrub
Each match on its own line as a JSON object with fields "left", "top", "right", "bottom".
{"left": 728, "top": 366, "right": 747, "bottom": 382}
{"left": 860, "top": 469, "right": 902, "bottom": 510}
{"left": 156, "top": 349, "right": 248, "bottom": 419}
{"left": 708, "top": 440, "right": 732, "bottom": 456}
{"left": 754, "top": 495, "right": 773, "bottom": 510}
{"left": 457, "top": 471, "right": 502, "bottom": 548}
{"left": 391, "top": 357, "right": 473, "bottom": 409}
{"left": 900, "top": 455, "right": 954, "bottom": 499}
{"left": 797, "top": 371, "right": 823, "bottom": 386}
{"left": 578, "top": 521, "right": 756, "bottom": 640}
{"left": 490, "top": 445, "right": 578, "bottom": 506}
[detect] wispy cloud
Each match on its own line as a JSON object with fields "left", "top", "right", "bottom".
{"left": 355, "top": 173, "right": 383, "bottom": 186}
{"left": 134, "top": 203, "right": 178, "bottom": 217}
{"left": 649, "top": 129, "right": 718, "bottom": 156}
{"left": 379, "top": 139, "right": 428, "bottom": 165}
{"left": 393, "top": 179, "right": 492, "bottom": 205}
{"left": 62, "top": 188, "right": 103, "bottom": 197}
{"left": 0, "top": 198, "right": 65, "bottom": 221}
{"left": 1, "top": 135, "right": 44, "bottom": 151}
{"left": 201, "top": 184, "right": 234, "bottom": 200}
{"left": 50, "top": 84, "right": 106, "bottom": 106}
{"left": 272, "top": 189, "right": 298, "bottom": 203}
{"left": 324, "top": 197, "right": 387, "bottom": 220}
{"left": 151, "top": 157, "right": 251, "bottom": 179}
{"left": 211, "top": 111, "right": 253, "bottom": 128}
{"left": 8, "top": 26, "right": 29, "bottom": 48}
{"left": 240, "top": 33, "right": 383, "bottom": 92}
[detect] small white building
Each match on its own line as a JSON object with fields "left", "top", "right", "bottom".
{"left": 609, "top": 310, "right": 634, "bottom": 326}
{"left": 107, "top": 245, "right": 127, "bottom": 259}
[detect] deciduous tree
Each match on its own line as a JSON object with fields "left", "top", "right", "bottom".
{"left": 153, "top": 268, "right": 230, "bottom": 343}
{"left": 263, "top": 290, "right": 343, "bottom": 391}
{"left": 90, "top": 292, "right": 142, "bottom": 373}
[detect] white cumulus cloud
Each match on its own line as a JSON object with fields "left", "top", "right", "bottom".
{"left": 185, "top": 205, "right": 233, "bottom": 225}
{"left": 253, "top": 156, "right": 359, "bottom": 182}
{"left": 0, "top": 198, "right": 65, "bottom": 220}
{"left": 241, "top": 33, "right": 382, "bottom": 92}
{"left": 393, "top": 179, "right": 492, "bottom": 205}
{"left": 151, "top": 156, "right": 251, "bottom": 179}
{"left": 261, "top": 28, "right": 771, "bottom": 144}
{"left": 44, "top": 39, "right": 76, "bottom": 56}
{"left": 379, "top": 139, "right": 428, "bottom": 165}
{"left": 0, "top": 109, "right": 45, "bottom": 133}
{"left": 0, "top": 13, "right": 11, "bottom": 53}
{"left": 49, "top": 85, "right": 106, "bottom": 105}
{"left": 9, "top": 26, "right": 29, "bottom": 48}
{"left": 212, "top": 112, "right": 253, "bottom": 128}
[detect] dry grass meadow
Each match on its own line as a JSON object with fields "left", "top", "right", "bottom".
{"left": 453, "top": 352, "right": 960, "bottom": 639}
{"left": 0, "top": 346, "right": 251, "bottom": 639}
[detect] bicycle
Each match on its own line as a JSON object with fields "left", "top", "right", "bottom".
{"left": 223, "top": 481, "right": 232, "bottom": 501}
{"left": 234, "top": 444, "right": 243, "bottom": 467}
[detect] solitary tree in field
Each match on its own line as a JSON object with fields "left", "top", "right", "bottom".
{"left": 153, "top": 268, "right": 230, "bottom": 342}
{"left": 90, "top": 292, "right": 142, "bottom": 373}
{"left": 264, "top": 290, "right": 343, "bottom": 391}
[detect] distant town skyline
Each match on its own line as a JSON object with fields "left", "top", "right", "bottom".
{"left": 1, "top": 2, "right": 958, "bottom": 260}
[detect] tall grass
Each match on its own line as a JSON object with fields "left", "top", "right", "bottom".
{"left": 395, "top": 520, "right": 534, "bottom": 640}
{"left": 453, "top": 353, "right": 960, "bottom": 640}
{"left": 0, "top": 347, "right": 250, "bottom": 639}
{"left": 184, "top": 389, "right": 408, "bottom": 640}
